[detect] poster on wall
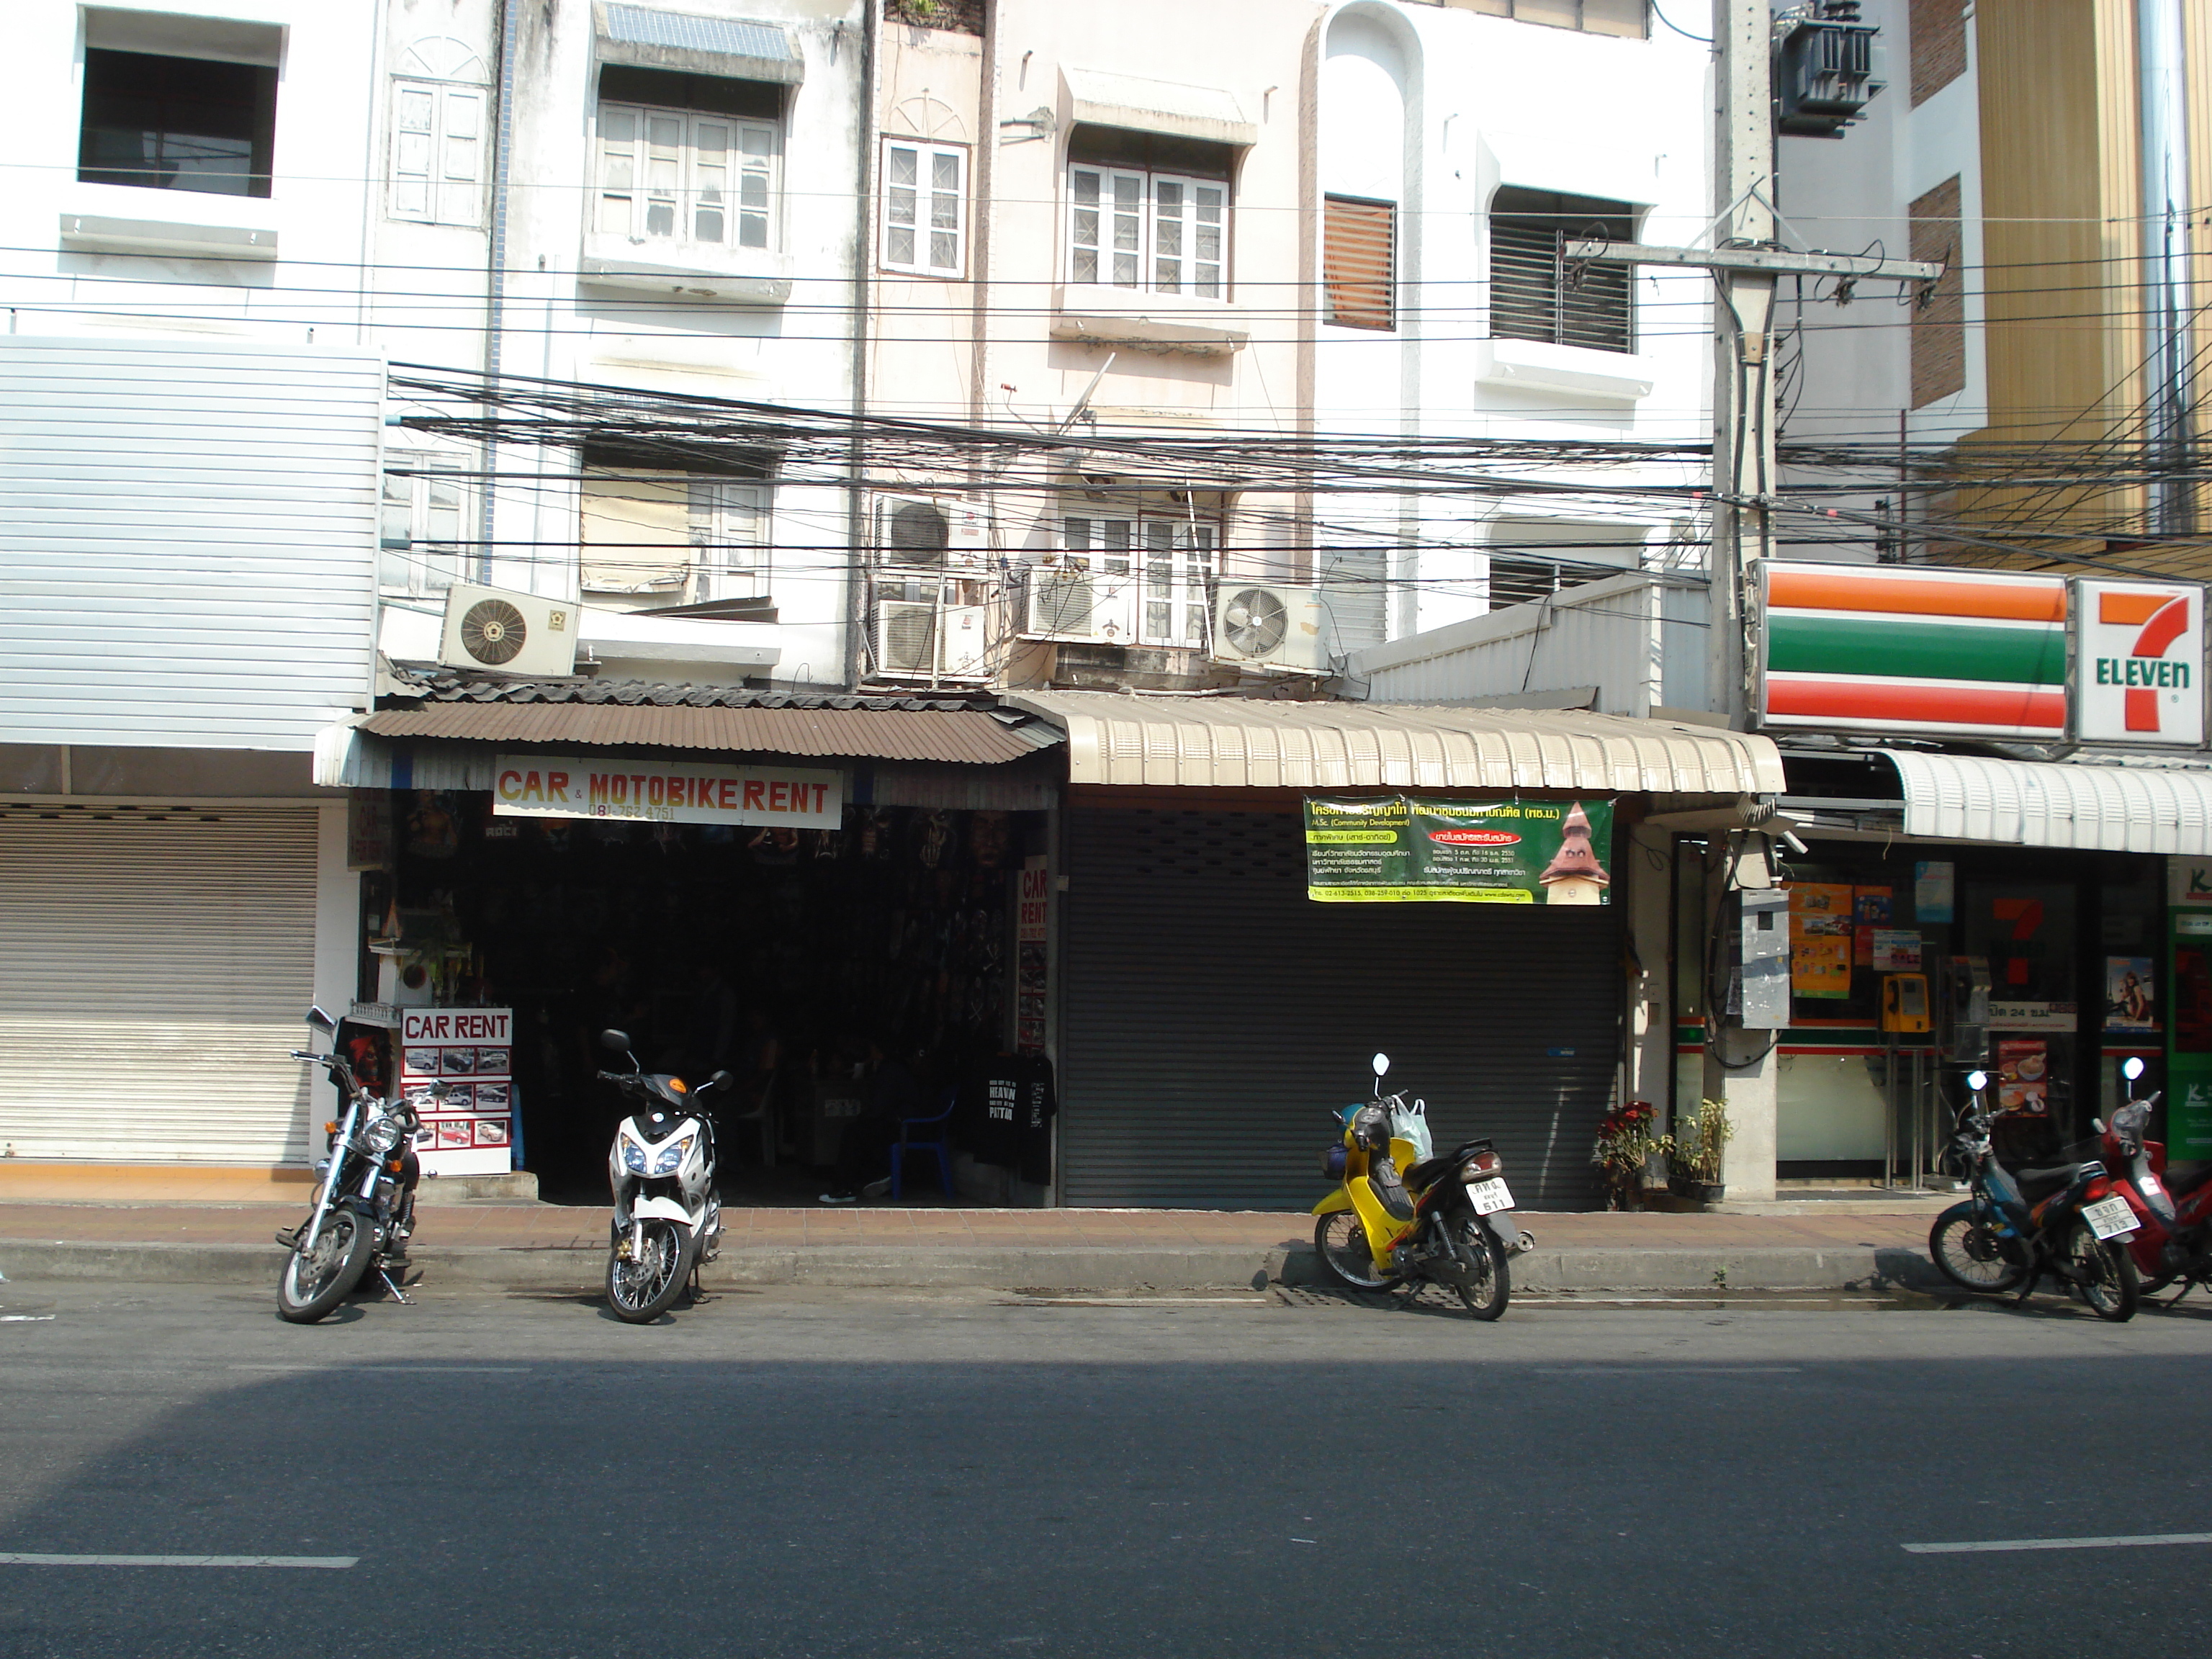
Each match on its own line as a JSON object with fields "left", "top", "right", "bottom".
{"left": 1915, "top": 860, "right": 1956, "bottom": 922}
{"left": 400, "top": 1008, "right": 516, "bottom": 1177}
{"left": 1996, "top": 1038, "right": 2050, "bottom": 1115}
{"left": 1872, "top": 931, "right": 1924, "bottom": 972}
{"left": 2105, "top": 956, "right": 2157, "bottom": 1033}
{"left": 1303, "top": 797, "right": 1614, "bottom": 904}
{"left": 1790, "top": 935, "right": 1852, "bottom": 999}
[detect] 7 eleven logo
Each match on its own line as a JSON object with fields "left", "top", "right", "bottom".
{"left": 2090, "top": 587, "right": 2195, "bottom": 736}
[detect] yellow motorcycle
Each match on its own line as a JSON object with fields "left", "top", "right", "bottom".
{"left": 1311, "top": 1053, "right": 1534, "bottom": 1319}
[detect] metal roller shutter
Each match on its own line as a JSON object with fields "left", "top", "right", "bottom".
{"left": 0, "top": 809, "right": 320, "bottom": 1164}
{"left": 1061, "top": 809, "right": 1620, "bottom": 1210}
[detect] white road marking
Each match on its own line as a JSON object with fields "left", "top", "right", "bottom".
{"left": 1535, "top": 1365, "right": 1802, "bottom": 1375}
{"left": 1904, "top": 1533, "right": 2212, "bottom": 1555}
{"left": 0, "top": 1554, "right": 357, "bottom": 1569}
{"left": 226, "top": 1364, "right": 528, "bottom": 1375}
{"left": 0, "top": 1316, "right": 55, "bottom": 1323}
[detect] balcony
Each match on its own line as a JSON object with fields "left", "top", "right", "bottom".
{"left": 1049, "top": 284, "right": 1250, "bottom": 356}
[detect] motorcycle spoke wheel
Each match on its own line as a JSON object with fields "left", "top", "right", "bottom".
{"left": 276, "top": 1210, "right": 374, "bottom": 1324}
{"left": 2067, "top": 1223, "right": 2139, "bottom": 1323}
{"left": 606, "top": 1221, "right": 691, "bottom": 1323}
{"left": 1448, "top": 1218, "right": 1511, "bottom": 1321}
{"left": 1928, "top": 1203, "right": 2028, "bottom": 1293}
{"left": 1313, "top": 1211, "right": 1397, "bottom": 1292}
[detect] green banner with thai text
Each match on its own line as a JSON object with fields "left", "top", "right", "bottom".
{"left": 1303, "top": 796, "right": 1614, "bottom": 905}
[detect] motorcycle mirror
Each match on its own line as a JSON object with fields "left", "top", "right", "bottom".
{"left": 304, "top": 1006, "right": 338, "bottom": 1034}
{"left": 1371, "top": 1053, "right": 1390, "bottom": 1078}
{"left": 2092, "top": 1117, "right": 2106, "bottom": 1136}
{"left": 1965, "top": 1069, "right": 1989, "bottom": 1092}
{"left": 708, "top": 1069, "right": 735, "bottom": 1089}
{"left": 599, "top": 1029, "right": 631, "bottom": 1054}
{"left": 2123, "top": 1056, "right": 2146, "bottom": 1082}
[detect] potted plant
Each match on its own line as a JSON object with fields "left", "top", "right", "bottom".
{"left": 1591, "top": 1100, "right": 1669, "bottom": 1211}
{"left": 1667, "top": 1097, "right": 1734, "bottom": 1204}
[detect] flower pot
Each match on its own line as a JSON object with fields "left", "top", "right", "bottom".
{"left": 1667, "top": 1173, "right": 1725, "bottom": 1204}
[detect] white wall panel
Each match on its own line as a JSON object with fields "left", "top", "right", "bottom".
{"left": 0, "top": 336, "right": 382, "bottom": 751}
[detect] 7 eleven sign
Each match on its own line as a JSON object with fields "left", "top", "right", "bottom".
{"left": 2075, "top": 579, "right": 2205, "bottom": 746}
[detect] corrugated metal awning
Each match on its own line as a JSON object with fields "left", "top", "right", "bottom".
{"left": 1887, "top": 749, "right": 2212, "bottom": 852}
{"left": 354, "top": 703, "right": 1057, "bottom": 765}
{"left": 1006, "top": 692, "right": 1784, "bottom": 795}
{"left": 595, "top": 3, "right": 804, "bottom": 83}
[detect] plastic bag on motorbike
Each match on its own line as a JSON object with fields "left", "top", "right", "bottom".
{"left": 1388, "top": 1097, "right": 1434, "bottom": 1162}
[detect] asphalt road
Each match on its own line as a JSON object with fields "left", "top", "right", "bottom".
{"left": 3, "top": 1278, "right": 2211, "bottom": 1658}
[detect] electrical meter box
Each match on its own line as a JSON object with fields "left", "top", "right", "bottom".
{"left": 1882, "top": 972, "right": 1932, "bottom": 1033}
{"left": 1737, "top": 889, "right": 1791, "bottom": 1029}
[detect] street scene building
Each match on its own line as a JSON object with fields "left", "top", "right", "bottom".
{"left": 4, "top": 0, "right": 2212, "bottom": 1223}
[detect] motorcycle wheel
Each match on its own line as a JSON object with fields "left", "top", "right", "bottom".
{"left": 277, "top": 1209, "right": 374, "bottom": 1324}
{"left": 1313, "top": 1212, "right": 1399, "bottom": 1292}
{"left": 2067, "top": 1222, "right": 2139, "bottom": 1323}
{"left": 1928, "top": 1202, "right": 2029, "bottom": 1294}
{"left": 607, "top": 1221, "right": 692, "bottom": 1323}
{"left": 1447, "top": 1217, "right": 1511, "bottom": 1321}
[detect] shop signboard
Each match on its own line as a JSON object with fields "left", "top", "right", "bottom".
{"left": 492, "top": 755, "right": 841, "bottom": 828}
{"left": 2168, "top": 856, "right": 2212, "bottom": 1157}
{"left": 1303, "top": 796, "right": 1614, "bottom": 904}
{"left": 2074, "top": 580, "right": 2203, "bottom": 746}
{"left": 399, "top": 1007, "right": 516, "bottom": 1177}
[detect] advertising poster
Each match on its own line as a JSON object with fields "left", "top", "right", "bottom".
{"left": 1997, "top": 1038, "right": 2050, "bottom": 1115}
{"left": 2105, "top": 956, "right": 2157, "bottom": 1034}
{"left": 1303, "top": 796, "right": 1614, "bottom": 905}
{"left": 1872, "top": 930, "right": 1924, "bottom": 972}
{"left": 1915, "top": 860, "right": 1956, "bottom": 922}
{"left": 400, "top": 1008, "right": 516, "bottom": 1177}
{"left": 1790, "top": 935, "right": 1852, "bottom": 999}
{"left": 1853, "top": 887, "right": 1892, "bottom": 926}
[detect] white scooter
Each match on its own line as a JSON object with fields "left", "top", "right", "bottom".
{"left": 598, "top": 1028, "right": 730, "bottom": 1323}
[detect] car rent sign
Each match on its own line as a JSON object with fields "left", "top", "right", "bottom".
{"left": 492, "top": 755, "right": 842, "bottom": 827}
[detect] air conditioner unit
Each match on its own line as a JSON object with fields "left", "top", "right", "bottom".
{"left": 873, "top": 599, "right": 991, "bottom": 682}
{"left": 1021, "top": 562, "right": 1135, "bottom": 644}
{"left": 437, "top": 583, "right": 580, "bottom": 678}
{"left": 1211, "top": 584, "right": 1328, "bottom": 674}
{"left": 875, "top": 494, "right": 989, "bottom": 568}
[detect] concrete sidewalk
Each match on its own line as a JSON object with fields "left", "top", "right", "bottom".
{"left": 0, "top": 1197, "right": 1951, "bottom": 1293}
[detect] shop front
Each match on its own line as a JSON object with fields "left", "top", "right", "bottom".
{"left": 320, "top": 685, "right": 1064, "bottom": 1202}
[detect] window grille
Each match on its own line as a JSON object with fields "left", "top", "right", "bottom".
{"left": 1488, "top": 186, "right": 1636, "bottom": 355}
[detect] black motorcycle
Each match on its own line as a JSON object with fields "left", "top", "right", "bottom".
{"left": 1928, "top": 1066, "right": 2141, "bottom": 1322}
{"left": 275, "top": 1007, "right": 425, "bottom": 1323}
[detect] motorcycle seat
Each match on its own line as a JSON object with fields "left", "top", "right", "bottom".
{"left": 2163, "top": 1161, "right": 2212, "bottom": 1200}
{"left": 2008, "top": 1161, "right": 2095, "bottom": 1195}
{"left": 1368, "top": 1158, "right": 1417, "bottom": 1222}
{"left": 1403, "top": 1154, "right": 1457, "bottom": 1191}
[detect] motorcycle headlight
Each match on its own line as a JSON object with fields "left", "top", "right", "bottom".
{"left": 361, "top": 1115, "right": 401, "bottom": 1156}
{"left": 650, "top": 1135, "right": 695, "bottom": 1177}
{"left": 621, "top": 1139, "right": 649, "bottom": 1174}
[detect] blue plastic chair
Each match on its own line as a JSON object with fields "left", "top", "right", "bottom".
{"left": 890, "top": 1087, "right": 958, "bottom": 1202}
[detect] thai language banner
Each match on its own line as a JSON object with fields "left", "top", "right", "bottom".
{"left": 1303, "top": 796, "right": 1614, "bottom": 905}
{"left": 493, "top": 755, "right": 842, "bottom": 827}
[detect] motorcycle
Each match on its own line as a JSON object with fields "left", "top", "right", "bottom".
{"left": 1928, "top": 1066, "right": 2141, "bottom": 1321}
{"left": 598, "top": 1028, "right": 731, "bottom": 1323}
{"left": 2102, "top": 1056, "right": 2212, "bottom": 1300}
{"left": 1310, "top": 1053, "right": 1534, "bottom": 1320}
{"left": 276, "top": 1006, "right": 423, "bottom": 1324}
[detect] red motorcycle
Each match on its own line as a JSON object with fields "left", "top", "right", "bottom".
{"left": 2100, "top": 1057, "right": 2212, "bottom": 1301}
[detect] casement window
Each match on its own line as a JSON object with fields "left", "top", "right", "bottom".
{"left": 1488, "top": 186, "right": 1637, "bottom": 354}
{"left": 390, "top": 79, "right": 485, "bottom": 225}
{"left": 1068, "top": 167, "right": 1227, "bottom": 297}
{"left": 881, "top": 138, "right": 967, "bottom": 277}
{"left": 379, "top": 454, "right": 469, "bottom": 595}
{"left": 78, "top": 46, "right": 277, "bottom": 197}
{"left": 579, "top": 446, "right": 770, "bottom": 603}
{"left": 1447, "top": 0, "right": 1647, "bottom": 38}
{"left": 595, "top": 102, "right": 777, "bottom": 251}
{"left": 1322, "top": 194, "right": 1396, "bottom": 331}
{"left": 1062, "top": 513, "right": 1217, "bottom": 648}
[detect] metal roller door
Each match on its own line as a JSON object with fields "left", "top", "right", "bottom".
{"left": 0, "top": 808, "right": 320, "bottom": 1164}
{"left": 1060, "top": 809, "right": 1621, "bottom": 1210}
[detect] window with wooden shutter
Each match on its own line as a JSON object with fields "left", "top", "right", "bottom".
{"left": 596, "top": 101, "right": 777, "bottom": 251}
{"left": 388, "top": 79, "right": 484, "bottom": 226}
{"left": 1323, "top": 195, "right": 1395, "bottom": 331}
{"left": 1488, "top": 186, "right": 1636, "bottom": 355}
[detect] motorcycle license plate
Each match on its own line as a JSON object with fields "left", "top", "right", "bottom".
{"left": 1467, "top": 1178, "right": 1514, "bottom": 1215}
{"left": 2082, "top": 1195, "right": 2139, "bottom": 1241}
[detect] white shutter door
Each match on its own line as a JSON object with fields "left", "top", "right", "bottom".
{"left": 0, "top": 810, "right": 320, "bottom": 1164}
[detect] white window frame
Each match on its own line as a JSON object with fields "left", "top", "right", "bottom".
{"left": 1062, "top": 512, "right": 1217, "bottom": 647}
{"left": 379, "top": 452, "right": 470, "bottom": 596}
{"left": 388, "top": 78, "right": 485, "bottom": 226}
{"left": 595, "top": 100, "right": 778, "bottom": 253}
{"left": 1066, "top": 165, "right": 1228, "bottom": 298}
{"left": 686, "top": 479, "right": 771, "bottom": 601}
{"left": 880, "top": 138, "right": 968, "bottom": 277}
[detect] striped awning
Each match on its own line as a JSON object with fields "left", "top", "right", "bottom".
{"left": 1887, "top": 749, "right": 2212, "bottom": 853}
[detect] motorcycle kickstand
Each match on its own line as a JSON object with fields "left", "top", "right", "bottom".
{"left": 376, "top": 1266, "right": 414, "bottom": 1305}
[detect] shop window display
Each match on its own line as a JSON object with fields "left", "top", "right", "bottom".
{"left": 371, "top": 793, "right": 1045, "bottom": 1201}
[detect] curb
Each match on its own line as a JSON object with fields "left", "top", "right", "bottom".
{"left": 0, "top": 1238, "right": 1940, "bottom": 1294}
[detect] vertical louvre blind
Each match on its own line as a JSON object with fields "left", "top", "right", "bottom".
{"left": 1489, "top": 187, "right": 1636, "bottom": 354}
{"left": 0, "top": 811, "right": 320, "bottom": 1164}
{"left": 1323, "top": 195, "right": 1395, "bottom": 331}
